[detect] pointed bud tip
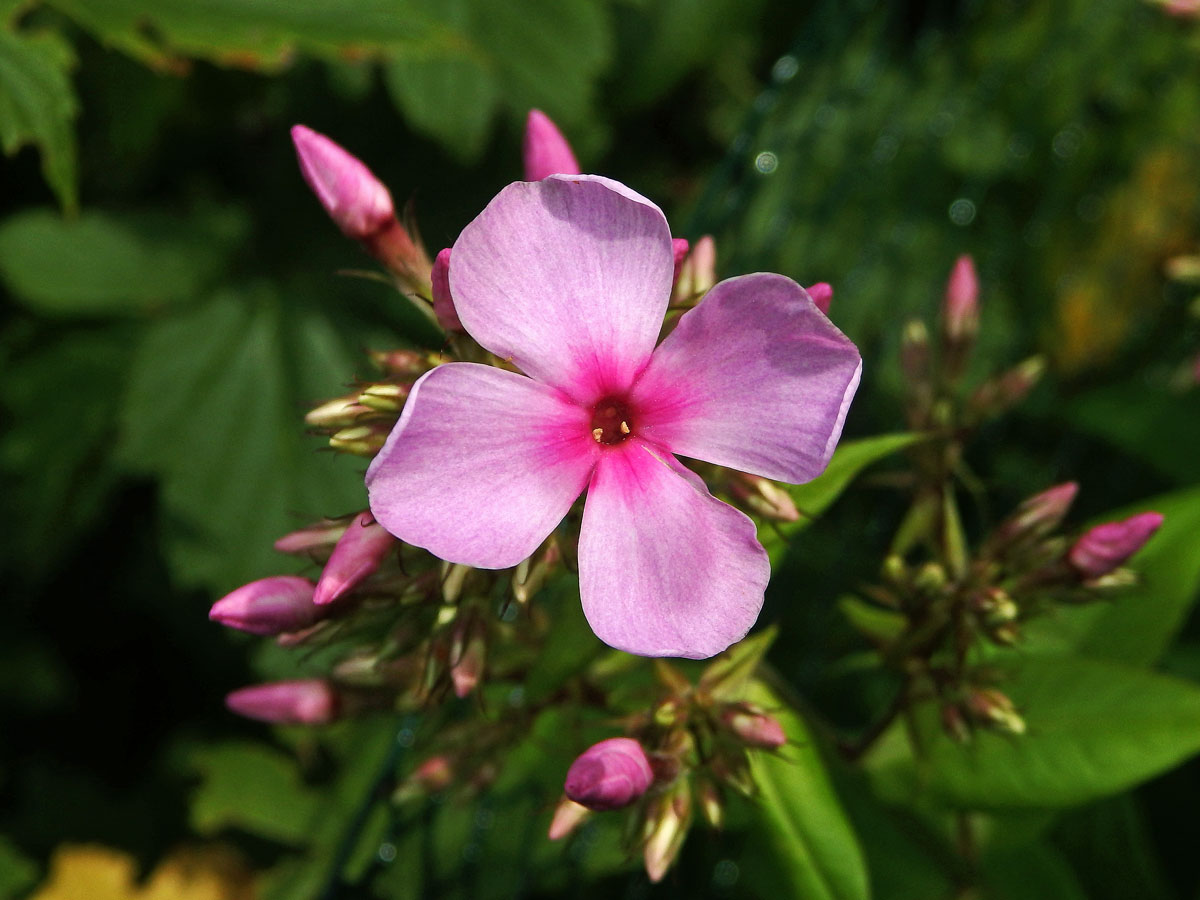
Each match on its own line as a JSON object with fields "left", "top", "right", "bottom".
{"left": 209, "top": 575, "right": 321, "bottom": 635}
{"left": 806, "top": 282, "right": 833, "bottom": 315}
{"left": 1069, "top": 511, "right": 1165, "bottom": 579}
{"left": 431, "top": 247, "right": 463, "bottom": 332}
{"left": 312, "top": 512, "right": 396, "bottom": 605}
{"left": 225, "top": 679, "right": 338, "bottom": 724}
{"left": 523, "top": 109, "right": 581, "bottom": 181}
{"left": 291, "top": 123, "right": 395, "bottom": 240}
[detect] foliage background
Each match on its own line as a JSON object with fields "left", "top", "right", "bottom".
{"left": 2, "top": 0, "right": 1200, "bottom": 897}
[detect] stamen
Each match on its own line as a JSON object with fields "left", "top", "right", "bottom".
{"left": 619, "top": 421, "right": 631, "bottom": 434}
{"left": 592, "top": 427, "right": 604, "bottom": 442}
{"left": 589, "top": 395, "right": 635, "bottom": 446}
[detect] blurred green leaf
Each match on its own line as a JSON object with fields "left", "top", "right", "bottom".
{"left": 117, "top": 287, "right": 367, "bottom": 590}
{"left": 744, "top": 680, "right": 869, "bottom": 900}
{"left": 1023, "top": 485, "right": 1200, "bottom": 665}
{"left": 0, "top": 837, "right": 37, "bottom": 900}
{"left": 0, "top": 26, "right": 77, "bottom": 210}
{"left": 186, "top": 741, "right": 322, "bottom": 843}
{"left": 870, "top": 655, "right": 1200, "bottom": 810}
{"left": 384, "top": 49, "right": 497, "bottom": 163}
{"left": 0, "top": 207, "right": 246, "bottom": 317}
{"left": 980, "top": 843, "right": 1086, "bottom": 900}
{"left": 1052, "top": 795, "right": 1173, "bottom": 900}
{"left": 0, "top": 325, "right": 128, "bottom": 582}
{"left": 761, "top": 433, "right": 920, "bottom": 563}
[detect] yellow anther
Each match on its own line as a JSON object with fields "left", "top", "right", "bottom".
{"left": 619, "top": 421, "right": 631, "bottom": 434}
{"left": 592, "top": 427, "right": 604, "bottom": 442}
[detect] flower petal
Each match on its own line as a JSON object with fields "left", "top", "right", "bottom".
{"left": 366, "top": 363, "right": 597, "bottom": 568}
{"left": 631, "top": 273, "right": 861, "bottom": 484}
{"left": 578, "top": 441, "right": 768, "bottom": 658}
{"left": 449, "top": 175, "right": 674, "bottom": 401}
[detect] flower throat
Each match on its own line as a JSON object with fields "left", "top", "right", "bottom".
{"left": 591, "top": 396, "right": 633, "bottom": 445}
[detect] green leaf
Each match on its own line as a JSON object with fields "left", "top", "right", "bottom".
{"left": 185, "top": 741, "right": 323, "bottom": 843}
{"left": 869, "top": 655, "right": 1200, "bottom": 810}
{"left": 117, "top": 287, "right": 369, "bottom": 590}
{"left": 1022, "top": 485, "right": 1200, "bottom": 665}
{"left": 0, "top": 206, "right": 246, "bottom": 316}
{"left": 980, "top": 843, "right": 1086, "bottom": 900}
{"left": 0, "top": 26, "right": 77, "bottom": 210}
{"left": 1052, "top": 795, "right": 1173, "bottom": 900}
{"left": 0, "top": 836, "right": 37, "bottom": 900}
{"left": 761, "top": 432, "right": 920, "bottom": 563}
{"left": 697, "top": 625, "right": 777, "bottom": 701}
{"left": 744, "top": 681, "right": 870, "bottom": 900}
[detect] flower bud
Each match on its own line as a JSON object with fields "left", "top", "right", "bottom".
{"left": 971, "top": 587, "right": 1018, "bottom": 625}
{"left": 430, "top": 248, "right": 463, "bottom": 332}
{"left": 273, "top": 520, "right": 347, "bottom": 555}
{"left": 1068, "top": 512, "right": 1164, "bottom": 579}
{"left": 671, "top": 238, "right": 690, "bottom": 285}
{"left": 313, "top": 512, "right": 397, "bottom": 605}
{"left": 225, "top": 679, "right": 339, "bottom": 724}
{"left": 943, "top": 255, "right": 979, "bottom": 343}
{"left": 209, "top": 575, "right": 322, "bottom": 635}
{"left": 671, "top": 235, "right": 717, "bottom": 305}
{"left": 523, "top": 109, "right": 581, "bottom": 181}
{"left": 548, "top": 796, "right": 591, "bottom": 841}
{"left": 964, "top": 688, "right": 1025, "bottom": 735}
{"left": 999, "top": 482, "right": 1078, "bottom": 543}
{"left": 900, "top": 319, "right": 930, "bottom": 384}
{"left": 806, "top": 282, "right": 833, "bottom": 316}
{"left": 643, "top": 780, "right": 691, "bottom": 883}
{"left": 726, "top": 471, "right": 800, "bottom": 522}
{"left": 368, "top": 348, "right": 438, "bottom": 377}
{"left": 697, "top": 779, "right": 724, "bottom": 830}
{"left": 291, "top": 125, "right": 395, "bottom": 241}
{"left": 721, "top": 704, "right": 787, "bottom": 749}
{"left": 564, "top": 737, "right": 654, "bottom": 811}
{"left": 357, "top": 382, "right": 411, "bottom": 414}
{"left": 404, "top": 755, "right": 454, "bottom": 796}
{"left": 449, "top": 615, "right": 486, "bottom": 698}
{"left": 968, "top": 355, "right": 1045, "bottom": 419}
{"left": 329, "top": 423, "right": 390, "bottom": 456}
{"left": 304, "top": 394, "right": 376, "bottom": 429}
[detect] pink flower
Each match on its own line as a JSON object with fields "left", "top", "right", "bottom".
{"left": 564, "top": 737, "right": 654, "bottom": 811}
{"left": 209, "top": 575, "right": 323, "bottom": 635}
{"left": 366, "top": 176, "right": 861, "bottom": 657}
{"left": 1069, "top": 512, "right": 1164, "bottom": 578}
{"left": 523, "top": 109, "right": 581, "bottom": 181}
{"left": 291, "top": 125, "right": 395, "bottom": 241}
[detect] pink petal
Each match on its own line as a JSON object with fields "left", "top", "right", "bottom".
{"left": 366, "top": 362, "right": 597, "bottom": 568}
{"left": 449, "top": 176, "right": 674, "bottom": 401}
{"left": 631, "top": 273, "right": 862, "bottom": 484}
{"left": 578, "top": 441, "right": 769, "bottom": 658}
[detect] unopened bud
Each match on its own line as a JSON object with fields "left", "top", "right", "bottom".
{"left": 806, "top": 282, "right": 833, "bottom": 316}
{"left": 726, "top": 471, "right": 800, "bottom": 522}
{"left": 913, "top": 561, "right": 947, "bottom": 594}
{"left": 449, "top": 617, "right": 486, "bottom": 698}
{"left": 368, "top": 348, "right": 437, "bottom": 377}
{"left": 305, "top": 394, "right": 376, "bottom": 429}
{"left": 721, "top": 704, "right": 787, "bottom": 749}
{"left": 943, "top": 255, "right": 979, "bottom": 344}
{"left": 672, "top": 235, "right": 716, "bottom": 305}
{"left": 997, "top": 482, "right": 1078, "bottom": 544}
{"left": 964, "top": 688, "right": 1025, "bottom": 735}
{"left": 273, "top": 520, "right": 347, "bottom": 555}
{"left": 548, "top": 796, "right": 591, "bottom": 841}
{"left": 697, "top": 779, "right": 724, "bottom": 830}
{"left": 1069, "top": 512, "right": 1164, "bottom": 579}
{"left": 209, "top": 575, "right": 322, "bottom": 635}
{"left": 430, "top": 248, "right": 463, "bottom": 332}
{"left": 329, "top": 423, "right": 389, "bottom": 456}
{"left": 989, "top": 622, "right": 1021, "bottom": 645}
{"left": 564, "top": 737, "right": 654, "bottom": 811}
{"left": 523, "top": 109, "right": 581, "bottom": 181}
{"left": 512, "top": 540, "right": 563, "bottom": 605}
{"left": 357, "top": 382, "right": 410, "bottom": 413}
{"left": 225, "top": 679, "right": 339, "bottom": 724}
{"left": 969, "top": 356, "right": 1045, "bottom": 419}
{"left": 971, "top": 588, "right": 1018, "bottom": 625}
{"left": 292, "top": 125, "right": 395, "bottom": 241}
{"left": 313, "top": 512, "right": 397, "bottom": 605}
{"left": 643, "top": 780, "right": 691, "bottom": 883}
{"left": 940, "top": 704, "right": 972, "bottom": 743}
{"left": 1166, "top": 254, "right": 1200, "bottom": 283}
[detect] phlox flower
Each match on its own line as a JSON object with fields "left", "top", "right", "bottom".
{"left": 366, "top": 175, "right": 861, "bottom": 658}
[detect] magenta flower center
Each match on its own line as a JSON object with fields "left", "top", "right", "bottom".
{"left": 590, "top": 396, "right": 634, "bottom": 445}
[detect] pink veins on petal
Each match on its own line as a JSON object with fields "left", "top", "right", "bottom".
{"left": 366, "top": 175, "right": 862, "bottom": 659}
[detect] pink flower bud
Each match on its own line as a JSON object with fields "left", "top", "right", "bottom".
{"left": 996, "top": 482, "right": 1078, "bottom": 544}
{"left": 225, "top": 679, "right": 338, "bottom": 724}
{"left": 721, "top": 705, "right": 787, "bottom": 749}
{"left": 1069, "top": 512, "right": 1164, "bottom": 578}
{"left": 548, "top": 796, "right": 591, "bottom": 840}
{"left": 209, "top": 575, "right": 322, "bottom": 635}
{"left": 943, "top": 254, "right": 980, "bottom": 342}
{"left": 806, "top": 282, "right": 833, "bottom": 316}
{"left": 291, "top": 125, "right": 395, "bottom": 240}
{"left": 431, "top": 248, "right": 463, "bottom": 332}
{"left": 313, "top": 512, "right": 397, "bottom": 605}
{"left": 726, "top": 471, "right": 800, "bottom": 523}
{"left": 274, "top": 521, "right": 348, "bottom": 555}
{"left": 671, "top": 238, "right": 689, "bottom": 285}
{"left": 564, "top": 737, "right": 654, "bottom": 811}
{"left": 523, "top": 109, "right": 581, "bottom": 181}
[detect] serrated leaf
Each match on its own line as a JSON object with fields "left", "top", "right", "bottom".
{"left": 744, "top": 680, "right": 870, "bottom": 900}
{"left": 761, "top": 432, "right": 920, "bottom": 563}
{"left": 869, "top": 655, "right": 1200, "bottom": 810}
{"left": 0, "top": 26, "right": 78, "bottom": 210}
{"left": 0, "top": 207, "right": 244, "bottom": 316}
{"left": 117, "top": 287, "right": 368, "bottom": 591}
